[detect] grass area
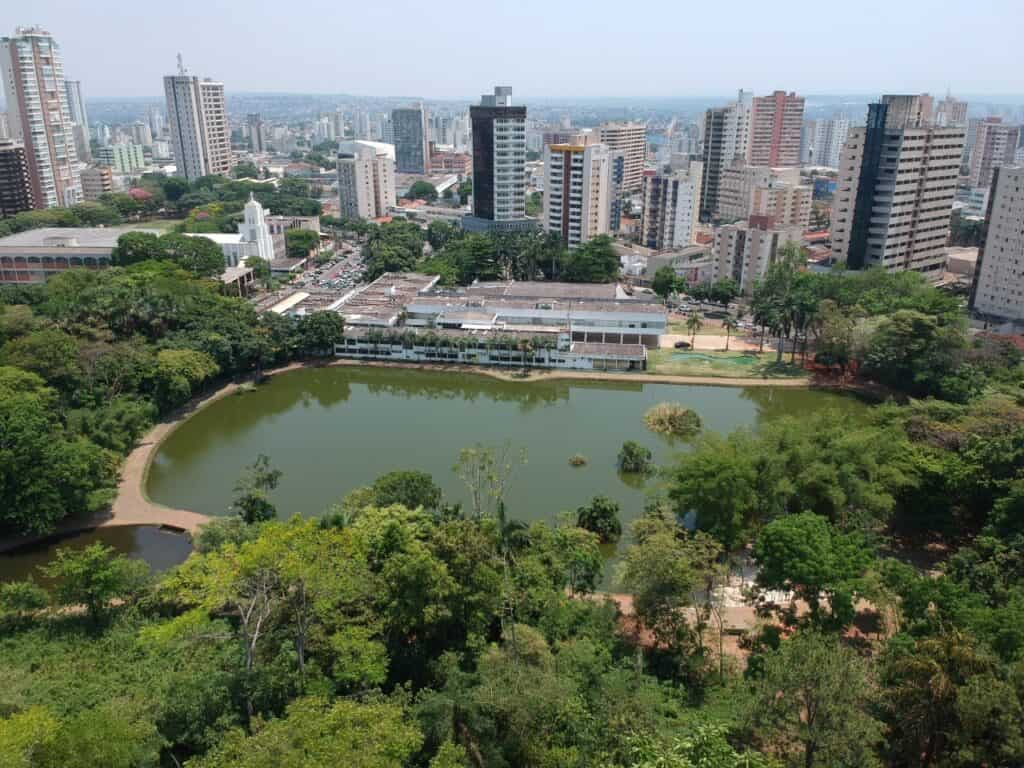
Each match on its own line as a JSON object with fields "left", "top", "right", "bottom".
{"left": 113, "top": 218, "right": 186, "bottom": 233}
{"left": 646, "top": 349, "right": 808, "bottom": 380}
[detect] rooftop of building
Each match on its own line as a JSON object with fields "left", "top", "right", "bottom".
{"left": 183, "top": 232, "right": 244, "bottom": 245}
{"left": 337, "top": 272, "right": 440, "bottom": 323}
{"left": 457, "top": 280, "right": 631, "bottom": 301}
{"left": 0, "top": 227, "right": 163, "bottom": 249}
{"left": 408, "top": 295, "right": 667, "bottom": 316}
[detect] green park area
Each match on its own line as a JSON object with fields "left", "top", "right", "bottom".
{"left": 646, "top": 349, "right": 808, "bottom": 379}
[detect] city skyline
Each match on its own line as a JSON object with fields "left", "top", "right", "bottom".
{"left": 8, "top": 0, "right": 1024, "bottom": 100}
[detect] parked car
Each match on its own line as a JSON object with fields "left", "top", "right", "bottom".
{"left": 674, "top": 340, "right": 691, "bottom": 349}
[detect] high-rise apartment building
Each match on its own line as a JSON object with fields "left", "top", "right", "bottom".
{"left": 717, "top": 165, "right": 799, "bottom": 221}
{"left": 80, "top": 165, "right": 113, "bottom": 201}
{"left": 164, "top": 61, "right": 233, "bottom": 182}
{"left": 337, "top": 140, "right": 396, "bottom": 220}
{"left": 809, "top": 118, "right": 850, "bottom": 168}
{"left": 598, "top": 122, "right": 646, "bottom": 194}
{"left": 749, "top": 91, "right": 804, "bottom": 167}
{"left": 968, "top": 119, "right": 1021, "bottom": 189}
{"left": 130, "top": 120, "right": 153, "bottom": 147}
{"left": 639, "top": 161, "right": 704, "bottom": 251}
{"left": 0, "top": 139, "right": 35, "bottom": 215}
{"left": 711, "top": 217, "right": 802, "bottom": 294}
{"left": 970, "top": 165, "right": 1024, "bottom": 324}
{"left": 700, "top": 90, "right": 753, "bottom": 220}
{"left": 608, "top": 151, "right": 626, "bottom": 232}
{"left": 247, "top": 113, "right": 265, "bottom": 153}
{"left": 465, "top": 87, "right": 531, "bottom": 232}
{"left": 543, "top": 139, "right": 611, "bottom": 249}
{"left": 0, "top": 26, "right": 82, "bottom": 208}
{"left": 830, "top": 95, "right": 965, "bottom": 276}
{"left": 148, "top": 106, "right": 165, "bottom": 140}
{"left": 391, "top": 104, "right": 429, "bottom": 174}
{"left": 64, "top": 79, "right": 91, "bottom": 162}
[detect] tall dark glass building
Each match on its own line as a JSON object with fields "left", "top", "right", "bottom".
{"left": 391, "top": 104, "right": 429, "bottom": 174}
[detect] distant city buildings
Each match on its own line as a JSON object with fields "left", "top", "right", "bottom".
{"left": 337, "top": 140, "right": 396, "bottom": 220}
{"left": 391, "top": 104, "right": 429, "bottom": 174}
{"left": 831, "top": 94, "right": 965, "bottom": 276}
{"left": 464, "top": 86, "right": 532, "bottom": 233}
{"left": 0, "top": 26, "right": 82, "bottom": 208}
{"left": 970, "top": 165, "right": 1024, "bottom": 326}
{"left": 598, "top": 122, "right": 647, "bottom": 194}
{"left": 130, "top": 120, "right": 153, "bottom": 147}
{"left": 639, "top": 161, "right": 703, "bottom": 250}
{"left": 935, "top": 96, "right": 968, "bottom": 127}
{"left": 801, "top": 118, "right": 850, "bottom": 168}
{"left": 95, "top": 144, "right": 146, "bottom": 173}
{"left": 0, "top": 139, "right": 35, "bottom": 215}
{"left": 163, "top": 59, "right": 234, "bottom": 181}
{"left": 749, "top": 91, "right": 804, "bottom": 167}
{"left": 543, "top": 137, "right": 612, "bottom": 248}
{"left": 247, "top": 113, "right": 266, "bottom": 153}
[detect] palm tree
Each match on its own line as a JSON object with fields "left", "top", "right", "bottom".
{"left": 685, "top": 312, "right": 703, "bottom": 348}
{"left": 722, "top": 314, "right": 739, "bottom": 351}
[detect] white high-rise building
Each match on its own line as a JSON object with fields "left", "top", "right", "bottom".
{"left": 700, "top": 89, "right": 753, "bottom": 219}
{"left": 639, "top": 161, "right": 704, "bottom": 250}
{"left": 465, "top": 87, "right": 531, "bottom": 232}
{"left": 337, "top": 140, "right": 396, "bottom": 220}
{"left": 543, "top": 139, "right": 612, "bottom": 249}
{"left": 812, "top": 118, "right": 850, "bottom": 168}
{"left": 831, "top": 95, "right": 965, "bottom": 276}
{"left": 0, "top": 26, "right": 82, "bottom": 208}
{"left": 970, "top": 165, "right": 1024, "bottom": 326}
{"left": 968, "top": 119, "right": 1021, "bottom": 189}
{"left": 164, "top": 59, "right": 234, "bottom": 181}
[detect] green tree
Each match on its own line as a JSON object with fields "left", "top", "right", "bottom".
{"left": 746, "top": 632, "right": 882, "bottom": 768}
{"left": 110, "top": 231, "right": 164, "bottom": 266}
{"left": 722, "top": 314, "right": 739, "bottom": 351}
{"left": 0, "top": 579, "right": 49, "bottom": 623}
{"left": 409, "top": 180, "right": 439, "bottom": 202}
{"left": 231, "top": 453, "right": 282, "bottom": 524}
{"left": 652, "top": 266, "right": 681, "bottom": 300}
{"left": 232, "top": 161, "right": 260, "bottom": 179}
{"left": 371, "top": 469, "right": 443, "bottom": 511}
{"left": 0, "top": 327, "right": 81, "bottom": 391}
{"left": 685, "top": 312, "right": 703, "bottom": 347}
{"left": 245, "top": 254, "right": 272, "bottom": 289}
{"left": 188, "top": 696, "right": 422, "bottom": 768}
{"left": 296, "top": 311, "right": 345, "bottom": 356}
{"left": 618, "top": 440, "right": 653, "bottom": 474}
{"left": 427, "top": 219, "right": 455, "bottom": 250}
{"left": 753, "top": 512, "right": 873, "bottom": 628}
{"left": 561, "top": 235, "right": 619, "bottom": 282}
{"left": 285, "top": 228, "right": 320, "bottom": 258}
{"left": 41, "top": 543, "right": 149, "bottom": 624}
{"left": 152, "top": 348, "right": 219, "bottom": 411}
{"left": 575, "top": 495, "right": 622, "bottom": 543}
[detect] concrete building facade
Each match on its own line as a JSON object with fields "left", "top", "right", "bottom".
{"left": 0, "top": 26, "right": 82, "bottom": 208}
{"left": 749, "top": 91, "right": 804, "bottom": 167}
{"left": 639, "top": 162, "right": 703, "bottom": 250}
{"left": 164, "top": 69, "right": 233, "bottom": 182}
{"left": 79, "top": 165, "right": 113, "bottom": 201}
{"left": 717, "top": 165, "right": 801, "bottom": 221}
{"left": 64, "top": 79, "right": 90, "bottom": 162}
{"left": 0, "top": 139, "right": 34, "bottom": 215}
{"left": 970, "top": 165, "right": 1024, "bottom": 325}
{"left": 831, "top": 95, "right": 965, "bottom": 276}
{"left": 711, "top": 218, "right": 802, "bottom": 294}
{"left": 543, "top": 139, "right": 611, "bottom": 248}
{"left": 337, "top": 140, "right": 396, "bottom": 220}
{"left": 95, "top": 143, "right": 146, "bottom": 173}
{"left": 598, "top": 122, "right": 647, "bottom": 194}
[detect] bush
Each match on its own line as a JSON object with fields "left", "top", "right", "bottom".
{"left": 568, "top": 454, "right": 588, "bottom": 467}
{"left": 644, "top": 402, "right": 702, "bottom": 438}
{"left": 618, "top": 440, "right": 653, "bottom": 474}
{"left": 576, "top": 495, "right": 622, "bottom": 543}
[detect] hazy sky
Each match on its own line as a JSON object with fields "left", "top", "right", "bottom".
{"left": 8, "top": 0, "right": 1022, "bottom": 99}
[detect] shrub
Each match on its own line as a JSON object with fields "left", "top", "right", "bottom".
{"left": 644, "top": 402, "right": 702, "bottom": 438}
{"left": 576, "top": 495, "right": 622, "bottom": 543}
{"left": 568, "top": 454, "right": 588, "bottom": 467}
{"left": 618, "top": 440, "right": 653, "bottom": 474}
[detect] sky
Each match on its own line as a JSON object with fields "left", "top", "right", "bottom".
{"left": 6, "top": 0, "right": 1023, "bottom": 100}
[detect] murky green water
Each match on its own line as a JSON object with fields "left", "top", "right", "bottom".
{"left": 0, "top": 526, "right": 193, "bottom": 584}
{"left": 147, "top": 367, "right": 867, "bottom": 536}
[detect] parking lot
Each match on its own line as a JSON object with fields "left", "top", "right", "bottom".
{"left": 292, "top": 247, "right": 367, "bottom": 293}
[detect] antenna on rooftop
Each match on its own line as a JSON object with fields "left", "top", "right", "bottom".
{"left": 177, "top": 53, "right": 187, "bottom": 76}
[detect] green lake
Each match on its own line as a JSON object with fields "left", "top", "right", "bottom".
{"left": 147, "top": 367, "right": 867, "bottom": 541}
